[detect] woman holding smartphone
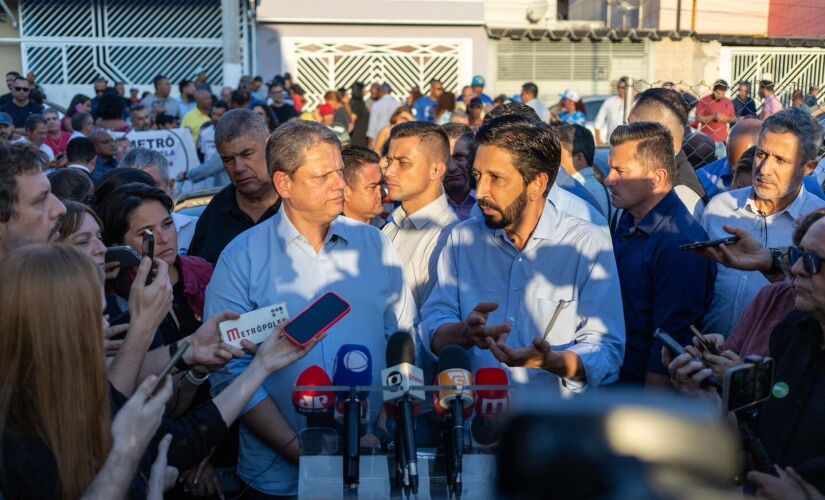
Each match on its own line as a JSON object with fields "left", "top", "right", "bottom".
{"left": 0, "top": 244, "right": 323, "bottom": 499}
{"left": 98, "top": 182, "right": 212, "bottom": 349}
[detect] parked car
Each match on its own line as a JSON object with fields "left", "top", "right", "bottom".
{"left": 174, "top": 187, "right": 220, "bottom": 218}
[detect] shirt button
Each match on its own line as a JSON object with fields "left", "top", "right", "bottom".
{"left": 513, "top": 287, "right": 519, "bottom": 292}
{"left": 508, "top": 316, "right": 515, "bottom": 323}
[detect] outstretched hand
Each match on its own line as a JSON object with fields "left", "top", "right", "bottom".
{"left": 461, "top": 302, "right": 511, "bottom": 349}
{"left": 488, "top": 337, "right": 550, "bottom": 369}
{"left": 692, "top": 225, "right": 772, "bottom": 272}
{"left": 244, "top": 329, "right": 326, "bottom": 374}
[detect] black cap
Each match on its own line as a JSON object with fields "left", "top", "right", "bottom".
{"left": 713, "top": 79, "right": 728, "bottom": 90}
{"left": 469, "top": 97, "right": 484, "bottom": 109}
{"left": 438, "top": 345, "right": 471, "bottom": 372}
{"left": 386, "top": 331, "right": 415, "bottom": 366}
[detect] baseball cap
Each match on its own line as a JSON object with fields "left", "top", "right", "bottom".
{"left": 469, "top": 97, "right": 484, "bottom": 109}
{"left": 560, "top": 89, "right": 580, "bottom": 102}
{"left": 380, "top": 82, "right": 392, "bottom": 93}
{"left": 471, "top": 75, "right": 486, "bottom": 88}
{"left": 318, "top": 104, "right": 335, "bottom": 117}
{"left": 0, "top": 112, "right": 12, "bottom": 126}
{"left": 713, "top": 79, "right": 729, "bottom": 90}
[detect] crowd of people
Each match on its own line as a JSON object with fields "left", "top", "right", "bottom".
{"left": 1, "top": 63, "right": 825, "bottom": 500}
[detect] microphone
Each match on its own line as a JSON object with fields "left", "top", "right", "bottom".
{"left": 332, "top": 345, "right": 373, "bottom": 489}
{"left": 292, "top": 365, "right": 337, "bottom": 455}
{"left": 382, "top": 331, "right": 425, "bottom": 494}
{"left": 436, "top": 345, "right": 475, "bottom": 498}
{"left": 471, "top": 368, "right": 509, "bottom": 450}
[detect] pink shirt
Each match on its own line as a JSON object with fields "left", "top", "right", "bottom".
{"left": 760, "top": 94, "right": 784, "bottom": 120}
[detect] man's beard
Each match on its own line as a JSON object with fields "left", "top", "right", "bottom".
{"left": 479, "top": 191, "right": 528, "bottom": 230}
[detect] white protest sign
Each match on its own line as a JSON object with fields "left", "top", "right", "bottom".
{"left": 124, "top": 128, "right": 199, "bottom": 179}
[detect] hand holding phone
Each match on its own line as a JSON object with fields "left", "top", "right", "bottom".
{"left": 153, "top": 340, "right": 190, "bottom": 395}
{"left": 282, "top": 292, "right": 350, "bottom": 348}
{"left": 142, "top": 230, "right": 155, "bottom": 286}
{"left": 690, "top": 325, "right": 720, "bottom": 356}
{"left": 679, "top": 236, "right": 739, "bottom": 251}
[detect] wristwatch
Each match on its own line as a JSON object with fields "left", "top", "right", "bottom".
{"left": 768, "top": 247, "right": 786, "bottom": 275}
{"left": 169, "top": 341, "right": 193, "bottom": 373}
{"left": 185, "top": 369, "right": 210, "bottom": 386}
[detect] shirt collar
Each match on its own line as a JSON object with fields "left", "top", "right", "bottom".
{"left": 67, "top": 163, "right": 91, "bottom": 173}
{"left": 742, "top": 183, "right": 810, "bottom": 220}
{"left": 447, "top": 190, "right": 476, "bottom": 209}
{"left": 488, "top": 199, "right": 560, "bottom": 248}
{"left": 274, "top": 209, "right": 349, "bottom": 252}
{"left": 627, "top": 190, "right": 681, "bottom": 236}
{"left": 390, "top": 194, "right": 452, "bottom": 230}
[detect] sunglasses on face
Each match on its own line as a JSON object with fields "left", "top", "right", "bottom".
{"left": 789, "top": 246, "right": 823, "bottom": 275}
{"left": 14, "top": 87, "right": 30, "bottom": 92}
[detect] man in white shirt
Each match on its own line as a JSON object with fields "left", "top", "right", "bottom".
{"left": 557, "top": 123, "right": 611, "bottom": 219}
{"left": 594, "top": 77, "right": 627, "bottom": 145}
{"left": 14, "top": 114, "right": 54, "bottom": 162}
{"left": 120, "top": 147, "right": 199, "bottom": 254}
{"left": 382, "top": 121, "right": 459, "bottom": 313}
{"left": 366, "top": 82, "right": 401, "bottom": 147}
{"left": 520, "top": 82, "right": 550, "bottom": 123}
{"left": 421, "top": 115, "right": 625, "bottom": 394}
{"left": 701, "top": 108, "right": 825, "bottom": 336}
{"left": 207, "top": 120, "right": 416, "bottom": 496}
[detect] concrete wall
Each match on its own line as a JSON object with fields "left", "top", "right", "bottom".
{"left": 650, "top": 38, "right": 722, "bottom": 93}
{"left": 768, "top": 0, "right": 825, "bottom": 37}
{"left": 652, "top": 0, "right": 769, "bottom": 34}
{"left": 0, "top": 1, "right": 22, "bottom": 82}
{"left": 257, "top": 23, "right": 489, "bottom": 85}
{"left": 257, "top": 0, "right": 484, "bottom": 25}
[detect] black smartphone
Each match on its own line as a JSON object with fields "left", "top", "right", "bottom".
{"left": 142, "top": 230, "right": 155, "bottom": 286}
{"left": 282, "top": 292, "right": 351, "bottom": 348}
{"left": 153, "top": 340, "right": 190, "bottom": 395}
{"left": 105, "top": 246, "right": 142, "bottom": 268}
{"left": 723, "top": 358, "right": 774, "bottom": 413}
{"left": 679, "top": 236, "right": 739, "bottom": 251}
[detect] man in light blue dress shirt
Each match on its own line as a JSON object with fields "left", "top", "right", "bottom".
{"left": 207, "top": 120, "right": 416, "bottom": 497}
{"left": 421, "top": 115, "right": 625, "bottom": 394}
{"left": 702, "top": 108, "right": 825, "bottom": 336}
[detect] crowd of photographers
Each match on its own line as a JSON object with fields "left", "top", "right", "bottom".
{"left": 0, "top": 68, "right": 824, "bottom": 499}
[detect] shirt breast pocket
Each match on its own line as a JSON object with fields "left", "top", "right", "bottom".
{"left": 535, "top": 298, "right": 579, "bottom": 348}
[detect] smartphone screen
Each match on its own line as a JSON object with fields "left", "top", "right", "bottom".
{"left": 283, "top": 293, "right": 350, "bottom": 347}
{"left": 724, "top": 359, "right": 774, "bottom": 413}
{"left": 142, "top": 230, "right": 155, "bottom": 286}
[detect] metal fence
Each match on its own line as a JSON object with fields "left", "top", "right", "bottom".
{"left": 620, "top": 78, "right": 825, "bottom": 171}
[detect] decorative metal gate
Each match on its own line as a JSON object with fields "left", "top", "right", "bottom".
{"left": 19, "top": 0, "right": 255, "bottom": 103}
{"left": 721, "top": 47, "right": 825, "bottom": 104}
{"left": 282, "top": 38, "right": 471, "bottom": 111}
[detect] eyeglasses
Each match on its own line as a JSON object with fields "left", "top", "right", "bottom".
{"left": 788, "top": 245, "right": 823, "bottom": 275}
{"left": 14, "top": 87, "right": 30, "bottom": 92}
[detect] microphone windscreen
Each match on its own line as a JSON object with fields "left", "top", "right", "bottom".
{"left": 474, "top": 367, "right": 510, "bottom": 416}
{"left": 332, "top": 344, "right": 373, "bottom": 399}
{"left": 437, "top": 345, "right": 471, "bottom": 372}
{"left": 386, "top": 331, "right": 416, "bottom": 366}
{"left": 292, "top": 365, "right": 335, "bottom": 414}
